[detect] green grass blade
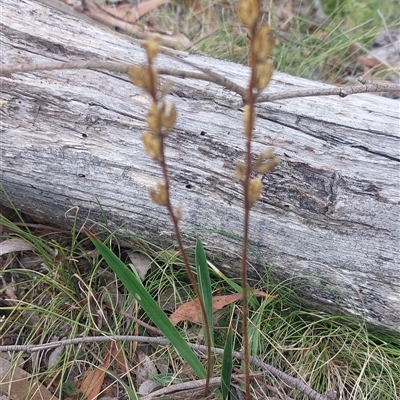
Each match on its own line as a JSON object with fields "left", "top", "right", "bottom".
{"left": 248, "top": 297, "right": 275, "bottom": 357}
{"left": 107, "top": 371, "right": 139, "bottom": 400}
{"left": 207, "top": 261, "right": 259, "bottom": 308}
{"left": 221, "top": 327, "right": 234, "bottom": 400}
{"left": 195, "top": 239, "right": 214, "bottom": 347}
{"left": 249, "top": 309, "right": 261, "bottom": 357}
{"left": 85, "top": 228, "right": 206, "bottom": 379}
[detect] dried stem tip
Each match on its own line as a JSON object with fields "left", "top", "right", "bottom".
{"left": 145, "top": 36, "right": 161, "bottom": 61}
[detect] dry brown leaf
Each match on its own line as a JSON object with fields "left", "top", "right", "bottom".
{"left": 128, "top": 252, "right": 152, "bottom": 280}
{"left": 0, "top": 238, "right": 34, "bottom": 256}
{"left": 358, "top": 55, "right": 381, "bottom": 69}
{"left": 169, "top": 291, "right": 277, "bottom": 325}
{"left": 135, "top": 348, "right": 158, "bottom": 388}
{"left": 0, "top": 356, "right": 59, "bottom": 400}
{"left": 99, "top": 0, "right": 170, "bottom": 24}
{"left": 312, "top": 30, "right": 329, "bottom": 40}
{"left": 80, "top": 350, "right": 111, "bottom": 400}
{"left": 106, "top": 341, "right": 128, "bottom": 375}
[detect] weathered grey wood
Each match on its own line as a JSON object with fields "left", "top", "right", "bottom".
{"left": 1, "top": 0, "right": 399, "bottom": 332}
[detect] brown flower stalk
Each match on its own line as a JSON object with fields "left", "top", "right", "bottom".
{"left": 128, "top": 36, "right": 212, "bottom": 396}
{"left": 236, "top": 1, "right": 279, "bottom": 399}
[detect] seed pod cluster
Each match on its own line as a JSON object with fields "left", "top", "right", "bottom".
{"left": 128, "top": 35, "right": 179, "bottom": 211}
{"left": 237, "top": 0, "right": 279, "bottom": 208}
{"left": 236, "top": 148, "right": 279, "bottom": 208}
{"left": 237, "top": 0, "right": 275, "bottom": 90}
{"left": 254, "top": 150, "right": 280, "bottom": 174}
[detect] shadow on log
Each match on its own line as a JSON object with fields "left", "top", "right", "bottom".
{"left": 1, "top": 0, "right": 399, "bottom": 332}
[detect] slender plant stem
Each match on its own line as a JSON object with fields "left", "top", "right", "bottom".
{"left": 159, "top": 134, "right": 212, "bottom": 395}
{"left": 240, "top": 14, "right": 261, "bottom": 399}
{"left": 241, "top": 142, "right": 251, "bottom": 400}
{"left": 241, "top": 177, "right": 251, "bottom": 400}
{"left": 146, "top": 55, "right": 212, "bottom": 396}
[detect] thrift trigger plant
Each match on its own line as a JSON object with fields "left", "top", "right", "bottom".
{"left": 128, "top": 36, "right": 213, "bottom": 396}
{"left": 236, "top": 0, "right": 279, "bottom": 398}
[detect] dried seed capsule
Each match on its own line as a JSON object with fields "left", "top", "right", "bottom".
{"left": 161, "top": 102, "right": 177, "bottom": 131}
{"left": 128, "top": 65, "right": 151, "bottom": 92}
{"left": 257, "top": 149, "right": 276, "bottom": 162}
{"left": 248, "top": 178, "right": 262, "bottom": 207}
{"left": 145, "top": 36, "right": 160, "bottom": 61}
{"left": 237, "top": 0, "right": 259, "bottom": 28}
{"left": 174, "top": 206, "right": 183, "bottom": 220}
{"left": 252, "top": 24, "right": 275, "bottom": 63}
{"left": 254, "top": 157, "right": 280, "bottom": 174}
{"left": 255, "top": 59, "right": 274, "bottom": 92}
{"left": 146, "top": 103, "right": 161, "bottom": 133}
{"left": 235, "top": 163, "right": 245, "bottom": 181}
{"left": 142, "top": 131, "right": 161, "bottom": 161}
{"left": 149, "top": 183, "right": 168, "bottom": 206}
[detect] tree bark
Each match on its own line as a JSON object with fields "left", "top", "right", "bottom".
{"left": 1, "top": 0, "right": 399, "bottom": 332}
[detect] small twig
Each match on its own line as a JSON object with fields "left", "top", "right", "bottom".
{"left": 261, "top": 382, "right": 296, "bottom": 400}
{"left": 0, "top": 336, "right": 167, "bottom": 352}
{"left": 10, "top": 222, "right": 66, "bottom": 232}
{"left": 158, "top": 47, "right": 248, "bottom": 100}
{"left": 141, "top": 376, "right": 222, "bottom": 400}
{"left": 0, "top": 61, "right": 207, "bottom": 84}
{"left": 1, "top": 60, "right": 398, "bottom": 102}
{"left": 0, "top": 335, "right": 335, "bottom": 400}
{"left": 0, "top": 58, "right": 247, "bottom": 100}
{"left": 0, "top": 60, "right": 130, "bottom": 77}
{"left": 245, "top": 353, "right": 336, "bottom": 400}
{"left": 256, "top": 82, "right": 400, "bottom": 103}
{"left": 110, "top": 307, "right": 163, "bottom": 336}
{"left": 140, "top": 373, "right": 256, "bottom": 400}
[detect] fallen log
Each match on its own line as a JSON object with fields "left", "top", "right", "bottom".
{"left": 1, "top": 0, "right": 399, "bottom": 333}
